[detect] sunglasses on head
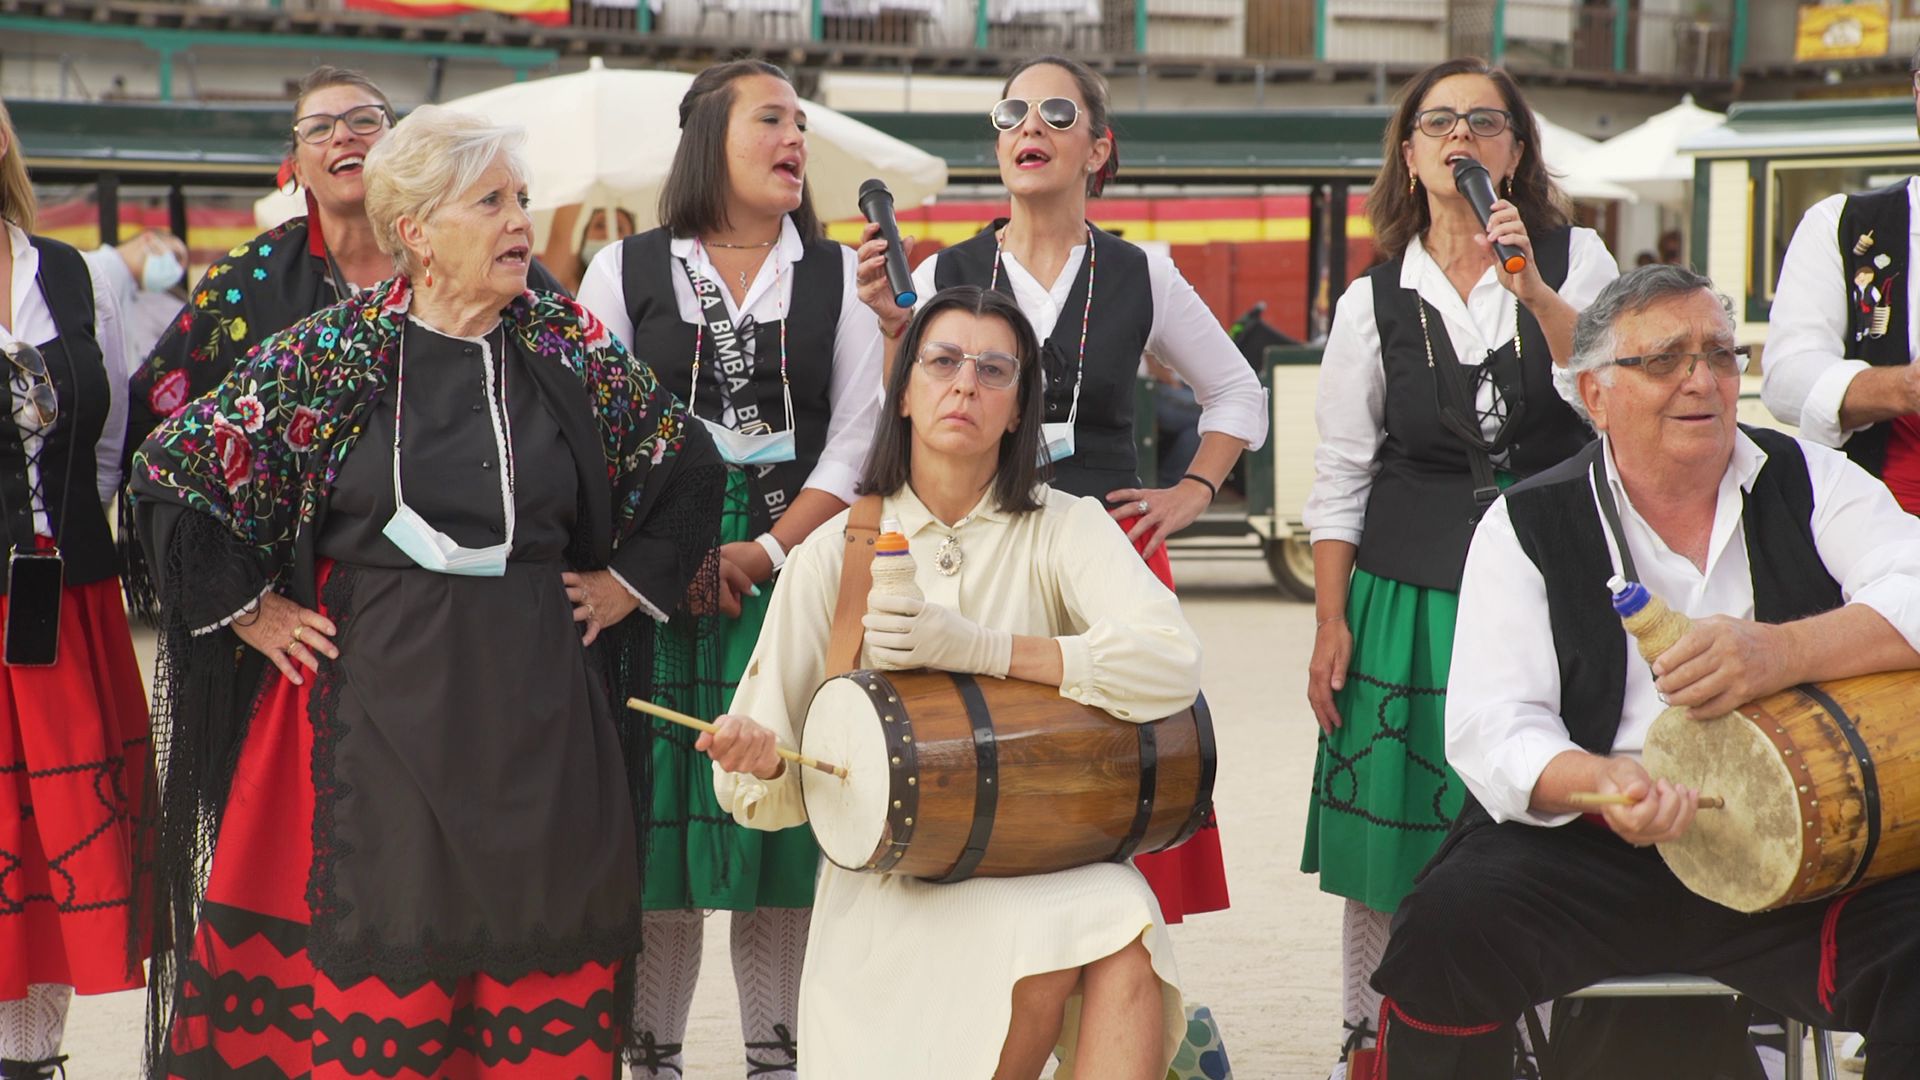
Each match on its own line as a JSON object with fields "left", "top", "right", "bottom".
{"left": 990, "top": 97, "right": 1081, "bottom": 133}
{"left": 1, "top": 341, "right": 57, "bottom": 429}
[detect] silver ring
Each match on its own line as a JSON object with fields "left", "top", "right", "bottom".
{"left": 1137, "top": 500, "right": 1150, "bottom": 515}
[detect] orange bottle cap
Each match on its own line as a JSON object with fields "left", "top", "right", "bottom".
{"left": 875, "top": 531, "right": 910, "bottom": 553}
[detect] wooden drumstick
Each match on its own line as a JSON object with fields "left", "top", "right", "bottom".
{"left": 1569, "top": 792, "right": 1724, "bottom": 810}
{"left": 625, "top": 698, "right": 849, "bottom": 780}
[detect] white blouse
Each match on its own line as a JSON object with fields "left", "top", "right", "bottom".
{"left": 912, "top": 242, "right": 1271, "bottom": 451}
{"left": 2, "top": 222, "right": 134, "bottom": 532}
{"left": 1762, "top": 177, "right": 1920, "bottom": 450}
{"left": 577, "top": 214, "right": 884, "bottom": 504}
{"left": 1304, "top": 226, "right": 1617, "bottom": 546}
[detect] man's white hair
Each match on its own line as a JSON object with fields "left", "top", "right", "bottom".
{"left": 1555, "top": 262, "right": 1737, "bottom": 424}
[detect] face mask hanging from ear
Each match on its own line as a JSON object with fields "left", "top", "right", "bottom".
{"left": 1036, "top": 420, "right": 1076, "bottom": 466}
{"left": 379, "top": 329, "right": 515, "bottom": 577}
{"left": 698, "top": 416, "right": 797, "bottom": 467}
{"left": 142, "top": 250, "right": 184, "bottom": 293}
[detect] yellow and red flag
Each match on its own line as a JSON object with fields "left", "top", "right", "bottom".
{"left": 345, "top": 0, "right": 568, "bottom": 26}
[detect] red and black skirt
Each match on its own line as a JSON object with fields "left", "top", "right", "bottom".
{"left": 164, "top": 560, "right": 631, "bottom": 1078}
{"left": 1115, "top": 513, "right": 1231, "bottom": 923}
{"left": 0, "top": 573, "right": 152, "bottom": 999}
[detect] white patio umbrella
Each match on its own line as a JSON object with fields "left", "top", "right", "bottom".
{"left": 447, "top": 57, "right": 948, "bottom": 253}
{"left": 1575, "top": 95, "right": 1726, "bottom": 204}
{"left": 1532, "top": 111, "right": 1640, "bottom": 204}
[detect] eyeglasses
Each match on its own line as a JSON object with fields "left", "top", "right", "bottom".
{"left": 1610, "top": 345, "right": 1751, "bottom": 381}
{"left": 292, "top": 104, "right": 393, "bottom": 146}
{"left": 1, "top": 341, "right": 57, "bottom": 428}
{"left": 990, "top": 97, "right": 1081, "bottom": 133}
{"left": 915, "top": 342, "right": 1022, "bottom": 390}
{"left": 1413, "top": 107, "right": 1514, "bottom": 139}
{"left": 1910, "top": 70, "right": 1920, "bottom": 93}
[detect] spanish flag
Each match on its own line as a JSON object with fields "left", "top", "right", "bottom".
{"left": 344, "top": 0, "right": 568, "bottom": 26}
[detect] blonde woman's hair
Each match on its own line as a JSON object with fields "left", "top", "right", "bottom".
{"left": 361, "top": 104, "right": 527, "bottom": 276}
{"left": 0, "top": 98, "right": 38, "bottom": 233}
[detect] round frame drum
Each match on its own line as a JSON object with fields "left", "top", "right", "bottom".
{"left": 799, "top": 669, "right": 1216, "bottom": 883}
{"left": 1644, "top": 670, "right": 1920, "bottom": 912}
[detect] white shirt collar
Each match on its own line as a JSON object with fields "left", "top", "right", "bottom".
{"left": 4, "top": 221, "right": 41, "bottom": 346}
{"left": 1400, "top": 234, "right": 1513, "bottom": 357}
{"left": 1600, "top": 426, "right": 1769, "bottom": 578}
{"left": 669, "top": 214, "right": 801, "bottom": 318}
{"left": 889, "top": 482, "right": 1014, "bottom": 537}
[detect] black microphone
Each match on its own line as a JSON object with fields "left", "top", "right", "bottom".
{"left": 1450, "top": 156, "right": 1527, "bottom": 275}
{"left": 858, "top": 178, "right": 917, "bottom": 308}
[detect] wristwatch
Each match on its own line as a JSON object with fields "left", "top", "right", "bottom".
{"left": 754, "top": 532, "right": 787, "bottom": 575}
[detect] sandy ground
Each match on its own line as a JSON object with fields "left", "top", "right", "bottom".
{"left": 60, "top": 550, "right": 1351, "bottom": 1078}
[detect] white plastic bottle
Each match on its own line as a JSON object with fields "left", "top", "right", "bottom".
{"left": 868, "top": 517, "right": 923, "bottom": 607}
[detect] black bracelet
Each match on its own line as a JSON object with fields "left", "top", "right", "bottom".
{"left": 1180, "top": 472, "right": 1218, "bottom": 499}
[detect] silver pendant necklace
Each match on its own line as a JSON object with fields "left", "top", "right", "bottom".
{"left": 932, "top": 510, "right": 979, "bottom": 576}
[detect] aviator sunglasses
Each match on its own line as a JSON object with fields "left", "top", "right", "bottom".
{"left": 990, "top": 97, "right": 1082, "bottom": 133}
{"left": 1, "top": 341, "right": 57, "bottom": 428}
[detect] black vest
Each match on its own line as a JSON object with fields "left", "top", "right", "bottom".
{"left": 1354, "top": 226, "right": 1589, "bottom": 591}
{"left": 1506, "top": 427, "right": 1843, "bottom": 760}
{"left": 934, "top": 222, "right": 1154, "bottom": 500}
{"left": 619, "top": 227, "right": 840, "bottom": 534}
{"left": 1834, "top": 180, "right": 1911, "bottom": 477}
{"left": 0, "top": 237, "right": 116, "bottom": 594}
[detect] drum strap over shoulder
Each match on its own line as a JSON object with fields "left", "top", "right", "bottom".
{"left": 827, "top": 494, "right": 883, "bottom": 675}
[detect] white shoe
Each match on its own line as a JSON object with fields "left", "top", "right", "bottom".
{"left": 1840, "top": 1032, "right": 1866, "bottom": 1074}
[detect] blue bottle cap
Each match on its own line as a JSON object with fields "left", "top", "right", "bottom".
{"left": 1608, "top": 576, "right": 1650, "bottom": 618}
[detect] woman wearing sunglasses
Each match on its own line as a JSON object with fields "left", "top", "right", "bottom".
{"left": 855, "top": 53, "right": 1257, "bottom": 928}
{"left": 0, "top": 97, "right": 149, "bottom": 1080}
{"left": 575, "top": 59, "right": 882, "bottom": 1080}
{"left": 1300, "top": 57, "right": 1617, "bottom": 1077}
{"left": 121, "top": 67, "right": 566, "bottom": 613}
{"left": 700, "top": 285, "right": 1199, "bottom": 1080}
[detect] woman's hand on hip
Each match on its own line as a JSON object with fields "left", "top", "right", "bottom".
{"left": 697, "top": 713, "right": 785, "bottom": 781}
{"left": 232, "top": 592, "right": 338, "bottom": 686}
{"left": 1106, "top": 479, "right": 1211, "bottom": 557}
{"left": 1480, "top": 198, "right": 1549, "bottom": 303}
{"left": 563, "top": 569, "right": 640, "bottom": 647}
{"left": 1306, "top": 615, "right": 1352, "bottom": 735}
{"left": 854, "top": 222, "right": 915, "bottom": 339}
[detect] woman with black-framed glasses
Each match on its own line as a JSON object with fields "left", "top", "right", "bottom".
{"left": 121, "top": 66, "right": 566, "bottom": 615}
{"left": 0, "top": 96, "right": 150, "bottom": 1080}
{"left": 852, "top": 51, "right": 1259, "bottom": 931}
{"left": 1300, "top": 57, "right": 1618, "bottom": 1078}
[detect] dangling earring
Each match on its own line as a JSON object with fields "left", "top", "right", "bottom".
{"left": 422, "top": 255, "right": 433, "bottom": 288}
{"left": 1408, "top": 174, "right": 1419, "bottom": 195}
{"left": 1503, "top": 175, "right": 1513, "bottom": 197}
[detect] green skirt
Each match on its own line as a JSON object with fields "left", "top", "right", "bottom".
{"left": 1299, "top": 568, "right": 1465, "bottom": 914}
{"left": 642, "top": 470, "right": 820, "bottom": 911}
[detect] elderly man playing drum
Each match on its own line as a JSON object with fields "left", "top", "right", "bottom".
{"left": 1366, "top": 264, "right": 1920, "bottom": 1079}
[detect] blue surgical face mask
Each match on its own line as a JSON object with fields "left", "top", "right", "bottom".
{"left": 1036, "top": 420, "right": 1076, "bottom": 466}
{"left": 699, "top": 417, "right": 797, "bottom": 466}
{"left": 382, "top": 501, "right": 512, "bottom": 577}
{"left": 142, "top": 250, "right": 184, "bottom": 293}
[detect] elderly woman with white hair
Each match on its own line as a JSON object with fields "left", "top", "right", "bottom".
{"left": 130, "top": 105, "right": 721, "bottom": 1079}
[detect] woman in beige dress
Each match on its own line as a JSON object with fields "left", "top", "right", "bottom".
{"left": 698, "top": 284, "right": 1200, "bottom": 1079}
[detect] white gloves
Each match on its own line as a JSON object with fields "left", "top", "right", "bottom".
{"left": 862, "top": 594, "right": 1013, "bottom": 678}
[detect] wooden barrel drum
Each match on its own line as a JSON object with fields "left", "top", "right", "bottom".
{"left": 798, "top": 669, "right": 1217, "bottom": 882}
{"left": 1643, "top": 669, "right": 1920, "bottom": 912}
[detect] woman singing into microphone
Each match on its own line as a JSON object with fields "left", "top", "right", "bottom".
{"left": 1299, "top": 57, "right": 1616, "bottom": 1077}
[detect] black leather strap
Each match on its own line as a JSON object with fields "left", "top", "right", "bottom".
{"left": 1111, "top": 720, "right": 1159, "bottom": 862}
{"left": 1166, "top": 692, "right": 1219, "bottom": 851}
{"left": 1798, "top": 682, "right": 1880, "bottom": 893}
{"left": 864, "top": 670, "right": 920, "bottom": 874}
{"left": 934, "top": 672, "right": 999, "bottom": 884}
{"left": 1590, "top": 451, "right": 1640, "bottom": 584}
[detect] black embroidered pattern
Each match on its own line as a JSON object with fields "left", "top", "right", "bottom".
{"left": 0, "top": 731, "right": 148, "bottom": 917}
{"left": 169, "top": 902, "right": 618, "bottom": 1079}
{"left": 1312, "top": 671, "right": 1456, "bottom": 833}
